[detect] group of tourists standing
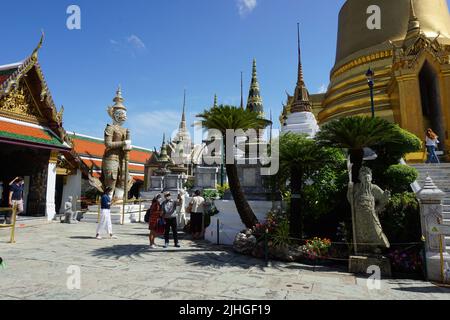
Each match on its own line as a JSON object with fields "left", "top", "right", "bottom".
{"left": 147, "top": 190, "right": 206, "bottom": 249}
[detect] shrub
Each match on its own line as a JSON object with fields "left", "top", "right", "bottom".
{"left": 381, "top": 192, "right": 421, "bottom": 243}
{"left": 216, "top": 183, "right": 230, "bottom": 199}
{"left": 383, "top": 164, "right": 418, "bottom": 194}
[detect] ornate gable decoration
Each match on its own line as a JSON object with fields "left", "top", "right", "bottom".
{"left": 0, "top": 84, "right": 43, "bottom": 122}
{"left": 392, "top": 34, "right": 450, "bottom": 71}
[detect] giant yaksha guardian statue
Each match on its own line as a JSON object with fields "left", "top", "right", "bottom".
{"left": 100, "top": 87, "right": 133, "bottom": 200}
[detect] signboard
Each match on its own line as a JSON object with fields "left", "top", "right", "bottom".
{"left": 429, "top": 223, "right": 450, "bottom": 236}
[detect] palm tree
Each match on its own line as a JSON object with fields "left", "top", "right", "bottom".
{"left": 279, "top": 133, "right": 343, "bottom": 239}
{"left": 316, "top": 116, "right": 401, "bottom": 183}
{"left": 197, "top": 105, "right": 271, "bottom": 229}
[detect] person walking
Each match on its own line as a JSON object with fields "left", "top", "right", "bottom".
{"left": 425, "top": 128, "right": 440, "bottom": 164}
{"left": 9, "top": 177, "right": 25, "bottom": 222}
{"left": 162, "top": 192, "right": 179, "bottom": 248}
{"left": 96, "top": 187, "right": 117, "bottom": 240}
{"left": 148, "top": 194, "right": 163, "bottom": 249}
{"left": 189, "top": 190, "right": 206, "bottom": 240}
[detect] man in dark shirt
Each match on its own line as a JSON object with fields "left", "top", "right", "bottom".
{"left": 9, "top": 177, "right": 24, "bottom": 219}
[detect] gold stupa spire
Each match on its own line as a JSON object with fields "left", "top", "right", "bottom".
{"left": 290, "top": 23, "right": 312, "bottom": 113}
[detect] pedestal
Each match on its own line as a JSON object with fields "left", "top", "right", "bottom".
{"left": 349, "top": 255, "right": 392, "bottom": 277}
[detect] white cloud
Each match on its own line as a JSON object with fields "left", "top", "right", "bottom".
{"left": 127, "top": 34, "right": 146, "bottom": 50}
{"left": 110, "top": 35, "right": 147, "bottom": 56}
{"left": 237, "top": 0, "right": 257, "bottom": 17}
{"left": 318, "top": 84, "right": 327, "bottom": 94}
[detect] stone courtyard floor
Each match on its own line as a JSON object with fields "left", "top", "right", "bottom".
{"left": 0, "top": 221, "right": 449, "bottom": 300}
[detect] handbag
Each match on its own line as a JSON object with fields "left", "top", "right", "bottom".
{"left": 186, "top": 202, "right": 193, "bottom": 214}
{"left": 144, "top": 208, "right": 151, "bottom": 223}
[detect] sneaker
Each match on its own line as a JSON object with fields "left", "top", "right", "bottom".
{"left": 174, "top": 244, "right": 181, "bottom": 248}
{"left": 96, "top": 235, "right": 102, "bottom": 240}
{"left": 149, "top": 244, "right": 157, "bottom": 249}
{"left": 110, "top": 235, "right": 118, "bottom": 239}
{"left": 164, "top": 243, "right": 169, "bottom": 248}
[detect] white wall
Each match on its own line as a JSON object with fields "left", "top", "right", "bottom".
{"left": 60, "top": 170, "right": 82, "bottom": 214}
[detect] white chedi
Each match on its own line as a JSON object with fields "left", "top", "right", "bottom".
{"left": 281, "top": 111, "right": 319, "bottom": 138}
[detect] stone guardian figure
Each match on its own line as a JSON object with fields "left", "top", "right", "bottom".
{"left": 101, "top": 87, "right": 133, "bottom": 200}
{"left": 347, "top": 166, "right": 390, "bottom": 254}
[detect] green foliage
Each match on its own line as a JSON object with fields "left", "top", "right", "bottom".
{"left": 301, "top": 237, "right": 332, "bottom": 260}
{"left": 254, "top": 211, "right": 292, "bottom": 248}
{"left": 383, "top": 165, "right": 418, "bottom": 194}
{"left": 197, "top": 105, "right": 271, "bottom": 135}
{"left": 216, "top": 183, "right": 230, "bottom": 199}
{"left": 316, "top": 116, "right": 403, "bottom": 151}
{"left": 271, "top": 217, "right": 291, "bottom": 248}
{"left": 277, "top": 133, "right": 348, "bottom": 236}
{"left": 183, "top": 179, "right": 194, "bottom": 191}
{"left": 381, "top": 192, "right": 421, "bottom": 243}
{"left": 203, "top": 189, "right": 220, "bottom": 200}
{"left": 372, "top": 125, "right": 422, "bottom": 164}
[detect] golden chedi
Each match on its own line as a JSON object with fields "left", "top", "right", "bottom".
{"left": 316, "top": 0, "right": 450, "bottom": 160}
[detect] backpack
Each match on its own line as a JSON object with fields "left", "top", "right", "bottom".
{"left": 144, "top": 207, "right": 152, "bottom": 223}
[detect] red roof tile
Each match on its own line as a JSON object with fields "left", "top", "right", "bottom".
{"left": 0, "top": 120, "right": 67, "bottom": 149}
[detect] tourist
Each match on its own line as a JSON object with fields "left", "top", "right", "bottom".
{"left": 148, "top": 194, "right": 163, "bottom": 248}
{"left": 8, "top": 177, "right": 25, "bottom": 221}
{"left": 425, "top": 128, "right": 440, "bottom": 164}
{"left": 96, "top": 187, "right": 117, "bottom": 240}
{"left": 189, "top": 190, "right": 206, "bottom": 240}
{"left": 162, "top": 192, "right": 180, "bottom": 248}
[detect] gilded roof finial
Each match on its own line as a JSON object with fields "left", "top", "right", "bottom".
{"left": 290, "top": 23, "right": 312, "bottom": 114}
{"left": 31, "top": 31, "right": 45, "bottom": 60}
{"left": 297, "top": 23, "right": 305, "bottom": 86}
{"left": 407, "top": 0, "right": 420, "bottom": 33}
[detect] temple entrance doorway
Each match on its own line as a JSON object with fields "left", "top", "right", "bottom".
{"left": 419, "top": 61, "right": 446, "bottom": 152}
{"left": 0, "top": 142, "right": 50, "bottom": 216}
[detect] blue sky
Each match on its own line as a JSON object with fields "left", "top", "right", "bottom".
{"left": 2, "top": 0, "right": 346, "bottom": 149}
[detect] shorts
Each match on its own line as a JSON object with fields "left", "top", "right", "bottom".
{"left": 11, "top": 200, "right": 24, "bottom": 214}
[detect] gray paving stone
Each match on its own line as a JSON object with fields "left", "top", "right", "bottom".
{"left": 0, "top": 222, "right": 449, "bottom": 300}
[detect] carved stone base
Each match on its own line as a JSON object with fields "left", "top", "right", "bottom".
{"left": 349, "top": 255, "right": 392, "bottom": 277}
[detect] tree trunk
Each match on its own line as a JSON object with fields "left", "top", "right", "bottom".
{"left": 225, "top": 164, "right": 259, "bottom": 229}
{"left": 350, "top": 149, "right": 364, "bottom": 183}
{"left": 289, "top": 166, "right": 303, "bottom": 241}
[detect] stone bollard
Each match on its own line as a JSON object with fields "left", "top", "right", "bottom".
{"left": 416, "top": 176, "right": 450, "bottom": 282}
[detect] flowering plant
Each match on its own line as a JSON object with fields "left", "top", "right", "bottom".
{"left": 301, "top": 237, "right": 332, "bottom": 260}
{"left": 252, "top": 210, "right": 291, "bottom": 248}
{"left": 388, "top": 247, "right": 423, "bottom": 274}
